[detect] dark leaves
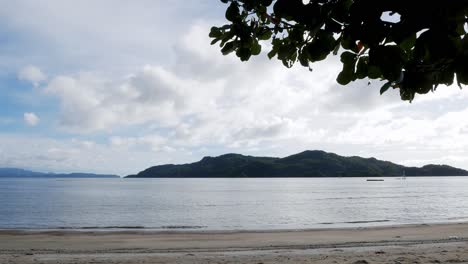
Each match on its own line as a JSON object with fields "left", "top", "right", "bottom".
{"left": 236, "top": 47, "right": 252, "bottom": 61}
{"left": 380, "top": 81, "right": 392, "bottom": 95}
{"left": 251, "top": 41, "right": 262, "bottom": 55}
{"left": 225, "top": 3, "right": 240, "bottom": 22}
{"left": 210, "top": 0, "right": 466, "bottom": 101}
{"left": 221, "top": 41, "right": 237, "bottom": 55}
{"left": 337, "top": 52, "right": 357, "bottom": 85}
{"left": 257, "top": 28, "right": 272, "bottom": 40}
{"left": 306, "top": 31, "right": 336, "bottom": 62}
{"left": 369, "top": 46, "right": 403, "bottom": 82}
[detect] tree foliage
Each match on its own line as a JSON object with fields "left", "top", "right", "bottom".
{"left": 209, "top": 0, "right": 468, "bottom": 101}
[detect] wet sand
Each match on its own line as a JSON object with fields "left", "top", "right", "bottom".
{"left": 1, "top": 222, "right": 468, "bottom": 263}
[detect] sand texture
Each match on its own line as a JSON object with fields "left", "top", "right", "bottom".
{"left": 1, "top": 223, "right": 468, "bottom": 263}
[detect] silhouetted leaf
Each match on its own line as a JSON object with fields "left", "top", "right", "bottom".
{"left": 380, "top": 81, "right": 392, "bottom": 95}
{"left": 306, "top": 42, "right": 328, "bottom": 62}
{"left": 337, "top": 62, "right": 355, "bottom": 85}
{"left": 226, "top": 3, "right": 239, "bottom": 22}
{"left": 257, "top": 29, "right": 272, "bottom": 40}
{"left": 356, "top": 57, "right": 369, "bottom": 79}
{"left": 340, "top": 51, "right": 356, "bottom": 64}
{"left": 251, "top": 41, "right": 262, "bottom": 55}
{"left": 221, "top": 41, "right": 237, "bottom": 55}
{"left": 209, "top": 27, "right": 223, "bottom": 38}
{"left": 368, "top": 65, "right": 382, "bottom": 79}
{"left": 399, "top": 33, "right": 416, "bottom": 52}
{"left": 298, "top": 49, "right": 309, "bottom": 67}
{"left": 236, "top": 47, "right": 252, "bottom": 61}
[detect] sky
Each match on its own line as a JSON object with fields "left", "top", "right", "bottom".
{"left": 0, "top": 1, "right": 467, "bottom": 176}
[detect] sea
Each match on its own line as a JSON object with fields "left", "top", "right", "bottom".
{"left": 1, "top": 177, "right": 467, "bottom": 231}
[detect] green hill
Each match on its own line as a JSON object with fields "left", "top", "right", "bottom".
{"left": 126, "top": 150, "right": 468, "bottom": 178}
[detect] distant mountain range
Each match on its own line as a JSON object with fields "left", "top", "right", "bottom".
{"left": 0, "top": 168, "right": 119, "bottom": 178}
{"left": 126, "top": 150, "right": 468, "bottom": 178}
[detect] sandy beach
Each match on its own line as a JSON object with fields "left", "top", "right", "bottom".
{"left": 1, "top": 223, "right": 468, "bottom": 263}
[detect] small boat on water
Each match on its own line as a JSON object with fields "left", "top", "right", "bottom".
{"left": 366, "top": 179, "right": 384, "bottom": 181}
{"left": 396, "top": 170, "right": 406, "bottom": 180}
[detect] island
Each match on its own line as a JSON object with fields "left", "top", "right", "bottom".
{"left": 0, "top": 168, "right": 119, "bottom": 178}
{"left": 126, "top": 150, "right": 468, "bottom": 178}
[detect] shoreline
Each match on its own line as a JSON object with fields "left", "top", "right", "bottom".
{"left": 1, "top": 220, "right": 466, "bottom": 234}
{"left": 1, "top": 222, "right": 468, "bottom": 263}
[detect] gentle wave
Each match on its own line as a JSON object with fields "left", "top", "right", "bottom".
{"left": 54, "top": 225, "right": 208, "bottom": 230}
{"left": 320, "top": 220, "right": 391, "bottom": 225}
{"left": 345, "top": 220, "right": 391, "bottom": 224}
{"left": 446, "top": 216, "right": 468, "bottom": 221}
{"left": 48, "top": 225, "right": 208, "bottom": 230}
{"left": 57, "top": 226, "right": 145, "bottom": 229}
{"left": 317, "top": 195, "right": 423, "bottom": 201}
{"left": 160, "top": 225, "right": 207, "bottom": 229}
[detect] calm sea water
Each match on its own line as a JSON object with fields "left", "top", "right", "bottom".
{"left": 1, "top": 177, "right": 468, "bottom": 230}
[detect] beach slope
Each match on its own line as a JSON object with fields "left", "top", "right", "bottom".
{"left": 1, "top": 223, "right": 468, "bottom": 263}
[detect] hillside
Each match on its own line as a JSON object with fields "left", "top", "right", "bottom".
{"left": 0, "top": 168, "right": 119, "bottom": 178}
{"left": 126, "top": 150, "right": 468, "bottom": 178}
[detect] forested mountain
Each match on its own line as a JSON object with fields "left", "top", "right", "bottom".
{"left": 126, "top": 150, "right": 468, "bottom": 178}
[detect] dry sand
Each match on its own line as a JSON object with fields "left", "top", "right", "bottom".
{"left": 1, "top": 223, "right": 468, "bottom": 263}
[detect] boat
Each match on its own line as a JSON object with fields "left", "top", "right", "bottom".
{"left": 366, "top": 179, "right": 384, "bottom": 182}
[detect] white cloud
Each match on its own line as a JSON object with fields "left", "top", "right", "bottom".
{"left": 0, "top": 133, "right": 195, "bottom": 175}
{"left": 34, "top": 21, "right": 468, "bottom": 172}
{"left": 44, "top": 65, "right": 223, "bottom": 133}
{"left": 41, "top": 22, "right": 345, "bottom": 135}
{"left": 0, "top": 1, "right": 224, "bottom": 74}
{"left": 17, "top": 65, "right": 46, "bottom": 86}
{"left": 110, "top": 135, "right": 167, "bottom": 152}
{"left": 23, "top": 112, "right": 40, "bottom": 126}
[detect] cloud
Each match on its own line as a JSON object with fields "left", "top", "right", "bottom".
{"left": 23, "top": 112, "right": 40, "bottom": 126}
{"left": 0, "top": 133, "right": 195, "bottom": 175}
{"left": 39, "top": 22, "right": 468, "bottom": 160}
{"left": 2, "top": 8, "right": 468, "bottom": 174}
{"left": 40, "top": 22, "right": 343, "bottom": 135}
{"left": 44, "top": 65, "right": 221, "bottom": 133}
{"left": 110, "top": 135, "right": 168, "bottom": 152}
{"left": 0, "top": 1, "right": 224, "bottom": 74}
{"left": 17, "top": 65, "right": 46, "bottom": 86}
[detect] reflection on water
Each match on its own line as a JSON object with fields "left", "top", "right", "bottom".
{"left": 0, "top": 177, "right": 467, "bottom": 230}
